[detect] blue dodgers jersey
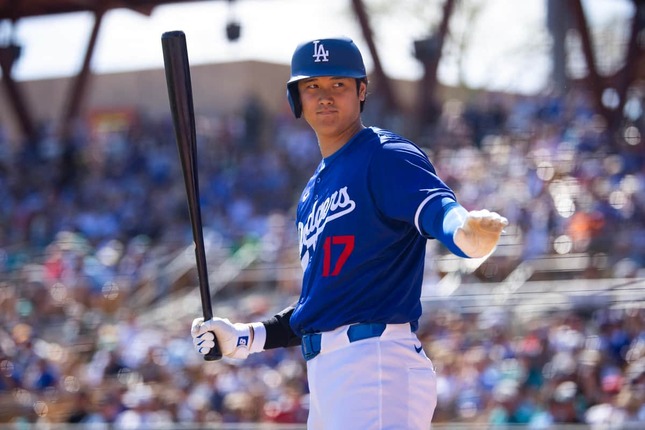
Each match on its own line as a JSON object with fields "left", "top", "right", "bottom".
{"left": 290, "top": 127, "right": 456, "bottom": 334}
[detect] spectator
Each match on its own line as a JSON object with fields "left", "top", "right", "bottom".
{"left": 0, "top": 87, "right": 642, "bottom": 427}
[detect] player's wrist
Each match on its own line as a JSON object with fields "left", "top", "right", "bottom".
{"left": 453, "top": 227, "right": 475, "bottom": 258}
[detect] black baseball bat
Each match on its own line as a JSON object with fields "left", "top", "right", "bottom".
{"left": 161, "top": 30, "right": 222, "bottom": 361}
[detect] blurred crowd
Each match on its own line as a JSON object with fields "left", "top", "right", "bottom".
{"left": 0, "top": 86, "right": 644, "bottom": 428}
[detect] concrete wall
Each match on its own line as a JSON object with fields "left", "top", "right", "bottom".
{"left": 0, "top": 61, "right": 294, "bottom": 143}
{"left": 0, "top": 60, "right": 448, "bottom": 144}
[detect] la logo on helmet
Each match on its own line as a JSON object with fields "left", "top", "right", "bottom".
{"left": 312, "top": 41, "right": 329, "bottom": 62}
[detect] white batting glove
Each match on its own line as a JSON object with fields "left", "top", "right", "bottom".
{"left": 453, "top": 209, "right": 508, "bottom": 258}
{"left": 191, "top": 317, "right": 257, "bottom": 360}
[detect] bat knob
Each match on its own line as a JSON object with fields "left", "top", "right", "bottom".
{"left": 162, "top": 30, "right": 185, "bottom": 40}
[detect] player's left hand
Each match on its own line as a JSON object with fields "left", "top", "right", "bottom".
{"left": 453, "top": 209, "right": 508, "bottom": 258}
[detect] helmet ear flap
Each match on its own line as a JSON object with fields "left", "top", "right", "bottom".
{"left": 288, "top": 78, "right": 367, "bottom": 118}
{"left": 287, "top": 84, "right": 302, "bottom": 118}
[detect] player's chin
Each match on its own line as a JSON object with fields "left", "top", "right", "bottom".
{"left": 312, "top": 117, "right": 342, "bottom": 131}
{"left": 305, "top": 113, "right": 333, "bottom": 128}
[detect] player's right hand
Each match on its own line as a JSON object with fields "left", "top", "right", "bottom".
{"left": 191, "top": 317, "right": 253, "bottom": 359}
{"left": 453, "top": 209, "right": 508, "bottom": 258}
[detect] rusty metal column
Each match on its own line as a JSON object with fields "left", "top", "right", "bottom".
{"left": 416, "top": 0, "right": 455, "bottom": 133}
{"left": 60, "top": 7, "right": 105, "bottom": 139}
{"left": 351, "top": 0, "right": 398, "bottom": 113}
{"left": 613, "top": 1, "right": 645, "bottom": 128}
{"left": 568, "top": 0, "right": 611, "bottom": 126}
{"left": 0, "top": 42, "right": 35, "bottom": 140}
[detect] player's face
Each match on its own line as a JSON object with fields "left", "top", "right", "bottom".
{"left": 298, "top": 76, "right": 366, "bottom": 143}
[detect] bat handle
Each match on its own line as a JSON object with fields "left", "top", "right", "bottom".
{"left": 204, "top": 333, "right": 223, "bottom": 361}
{"left": 201, "top": 309, "right": 222, "bottom": 361}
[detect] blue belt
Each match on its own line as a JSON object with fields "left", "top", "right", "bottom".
{"left": 301, "top": 323, "right": 387, "bottom": 361}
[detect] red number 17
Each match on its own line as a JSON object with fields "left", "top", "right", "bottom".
{"left": 322, "top": 235, "right": 355, "bottom": 277}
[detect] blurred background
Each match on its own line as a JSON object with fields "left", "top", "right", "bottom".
{"left": 0, "top": 0, "right": 644, "bottom": 428}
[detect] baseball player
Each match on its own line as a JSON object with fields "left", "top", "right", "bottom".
{"left": 191, "top": 37, "right": 508, "bottom": 429}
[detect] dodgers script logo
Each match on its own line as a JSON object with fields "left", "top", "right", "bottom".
{"left": 312, "top": 41, "right": 329, "bottom": 62}
{"left": 299, "top": 186, "right": 355, "bottom": 270}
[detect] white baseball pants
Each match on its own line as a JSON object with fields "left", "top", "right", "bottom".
{"left": 305, "top": 323, "right": 437, "bottom": 429}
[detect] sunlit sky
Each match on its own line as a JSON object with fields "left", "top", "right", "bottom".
{"left": 4, "top": 0, "right": 634, "bottom": 93}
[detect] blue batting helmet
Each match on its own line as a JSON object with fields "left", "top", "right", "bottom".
{"left": 287, "top": 37, "right": 367, "bottom": 118}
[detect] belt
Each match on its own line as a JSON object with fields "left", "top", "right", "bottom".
{"left": 301, "top": 322, "right": 388, "bottom": 361}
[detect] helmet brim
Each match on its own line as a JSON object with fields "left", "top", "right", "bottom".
{"left": 287, "top": 71, "right": 367, "bottom": 85}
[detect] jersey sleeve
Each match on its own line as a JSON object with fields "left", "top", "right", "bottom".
{"left": 419, "top": 197, "right": 470, "bottom": 257}
{"left": 368, "top": 140, "right": 456, "bottom": 233}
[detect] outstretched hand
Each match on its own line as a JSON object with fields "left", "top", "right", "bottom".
{"left": 453, "top": 209, "right": 508, "bottom": 258}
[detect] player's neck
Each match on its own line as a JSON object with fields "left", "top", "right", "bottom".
{"left": 317, "top": 121, "right": 365, "bottom": 158}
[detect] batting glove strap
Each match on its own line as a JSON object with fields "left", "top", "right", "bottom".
{"left": 248, "top": 322, "right": 266, "bottom": 354}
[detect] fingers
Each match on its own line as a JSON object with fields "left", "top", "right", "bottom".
{"left": 192, "top": 317, "right": 230, "bottom": 337}
{"left": 190, "top": 317, "right": 238, "bottom": 357}
{"left": 193, "top": 331, "right": 214, "bottom": 344}
{"left": 467, "top": 209, "right": 507, "bottom": 223}
{"left": 192, "top": 317, "right": 217, "bottom": 338}
{"left": 191, "top": 317, "right": 205, "bottom": 336}
{"left": 193, "top": 331, "right": 215, "bottom": 354}
{"left": 466, "top": 210, "right": 508, "bottom": 233}
{"left": 191, "top": 318, "right": 215, "bottom": 355}
{"left": 202, "top": 317, "right": 233, "bottom": 335}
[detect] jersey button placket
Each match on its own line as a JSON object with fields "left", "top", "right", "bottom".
{"left": 314, "top": 174, "right": 323, "bottom": 200}
{"left": 315, "top": 177, "right": 321, "bottom": 200}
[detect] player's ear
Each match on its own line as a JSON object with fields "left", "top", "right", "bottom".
{"left": 358, "top": 79, "right": 367, "bottom": 112}
{"left": 358, "top": 79, "right": 367, "bottom": 100}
